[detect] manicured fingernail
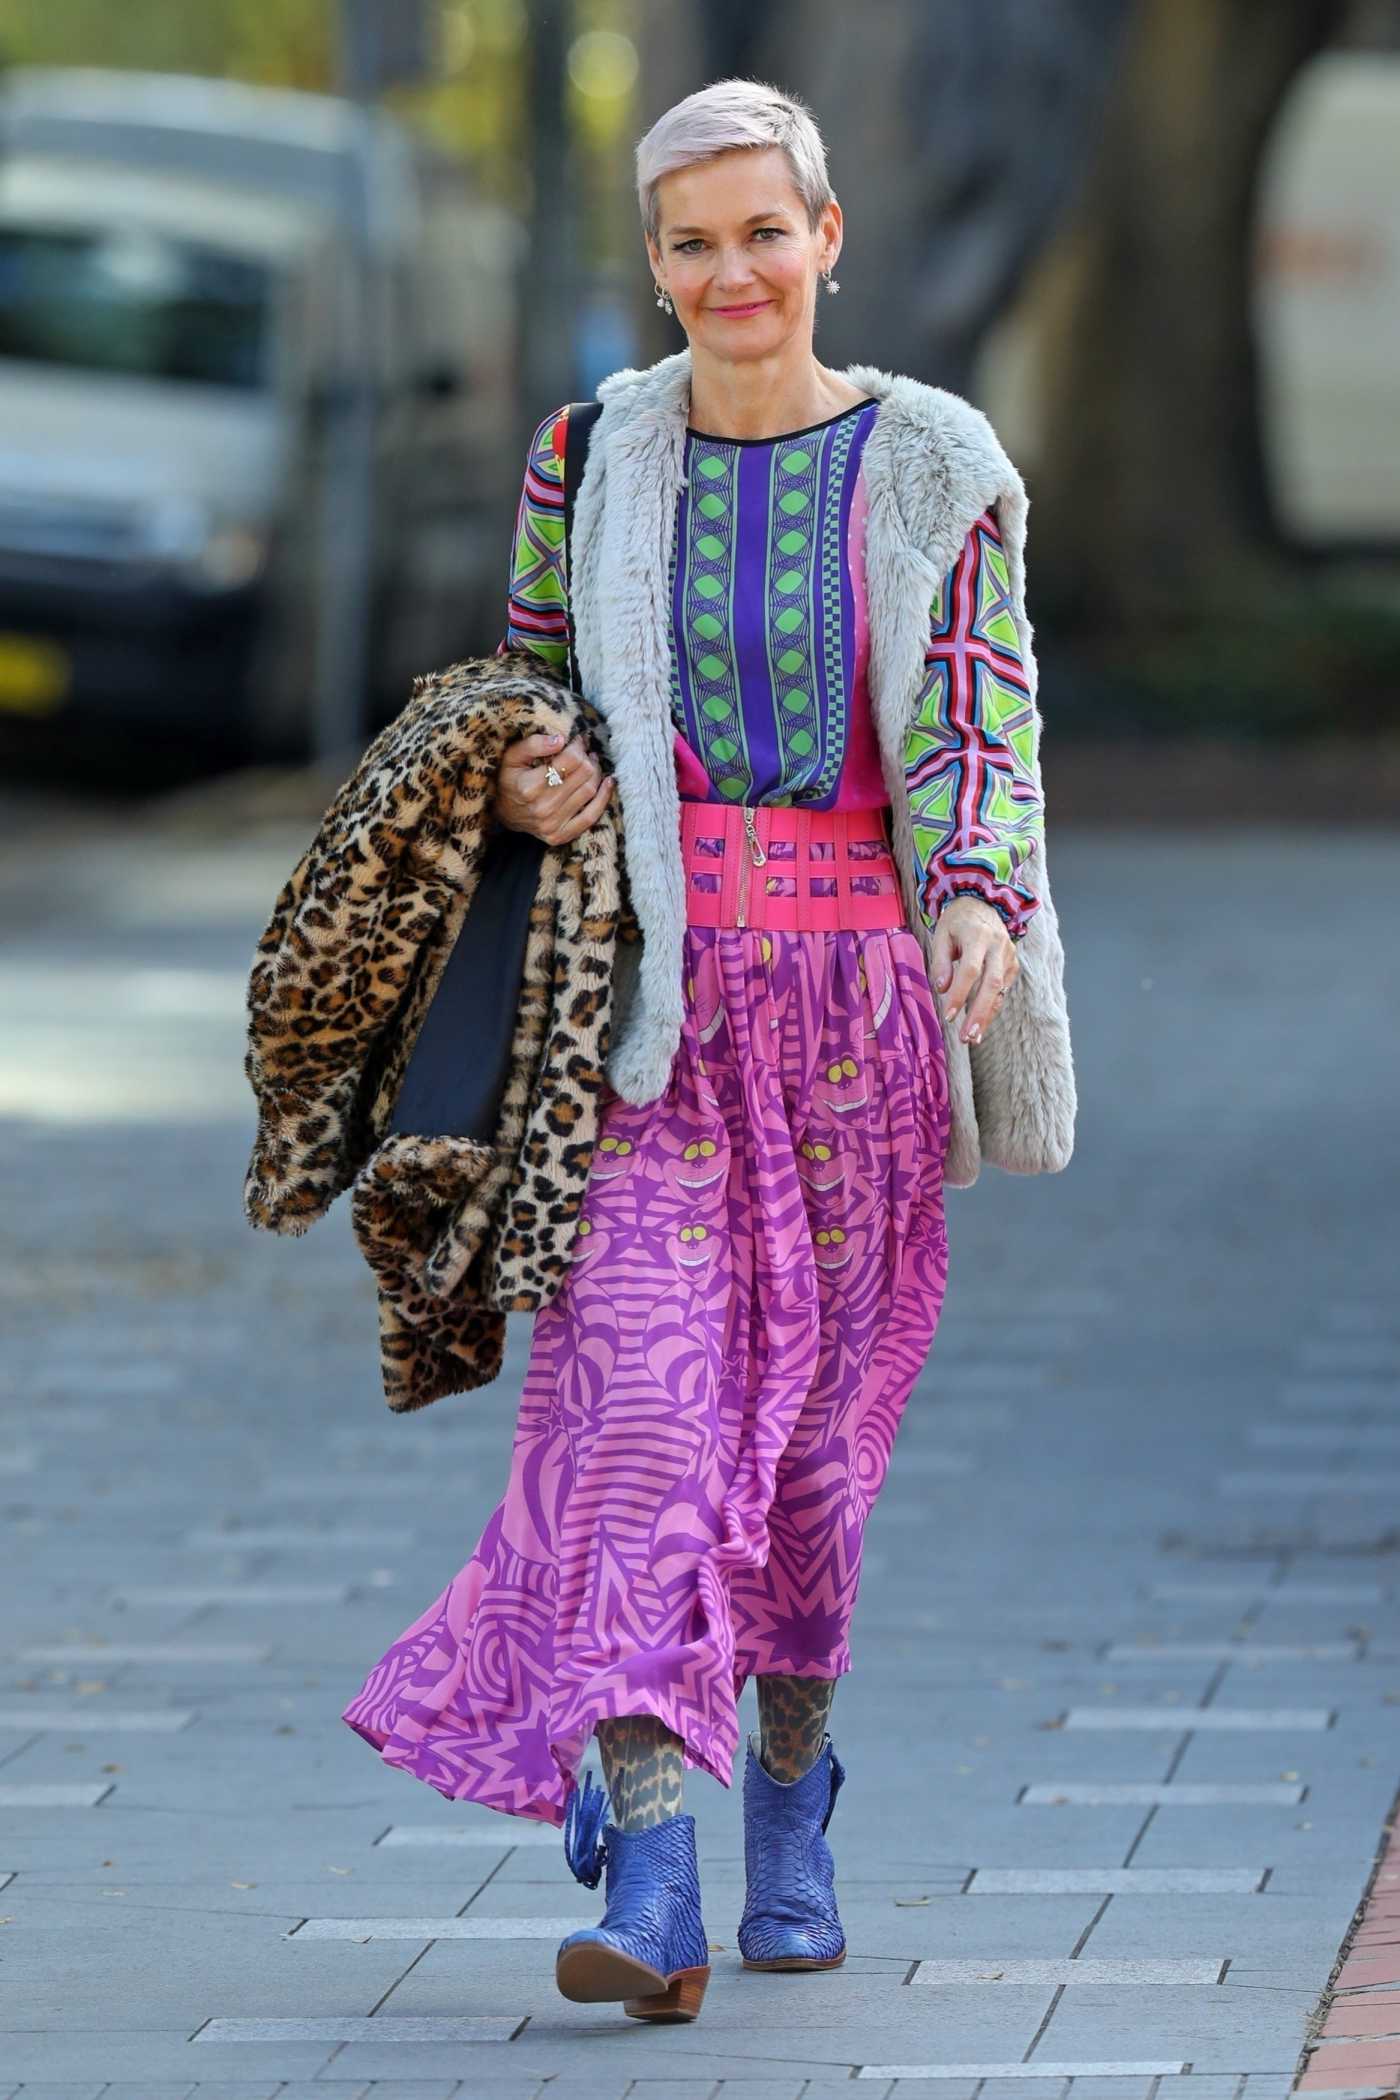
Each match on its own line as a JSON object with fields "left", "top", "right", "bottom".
{"left": 965, "top": 1022, "right": 981, "bottom": 1043}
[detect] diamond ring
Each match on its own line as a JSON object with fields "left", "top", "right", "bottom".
{"left": 544, "top": 764, "right": 566, "bottom": 787}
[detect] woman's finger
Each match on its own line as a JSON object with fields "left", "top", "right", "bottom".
{"left": 544, "top": 754, "right": 603, "bottom": 825}
{"left": 941, "top": 940, "right": 989, "bottom": 1025}
{"left": 508, "top": 731, "right": 568, "bottom": 765}
{"left": 962, "top": 960, "right": 1011, "bottom": 1043}
{"left": 547, "top": 775, "right": 614, "bottom": 844}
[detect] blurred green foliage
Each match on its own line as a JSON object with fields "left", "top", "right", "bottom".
{"left": 0, "top": 0, "right": 336, "bottom": 85}
{"left": 0, "top": 0, "right": 548, "bottom": 209}
{"left": 1065, "top": 583, "right": 1400, "bottom": 741}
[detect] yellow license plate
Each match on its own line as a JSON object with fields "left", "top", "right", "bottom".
{"left": 0, "top": 633, "right": 71, "bottom": 714}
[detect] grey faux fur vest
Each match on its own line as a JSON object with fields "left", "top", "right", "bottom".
{"left": 570, "top": 345, "right": 1075, "bottom": 1189}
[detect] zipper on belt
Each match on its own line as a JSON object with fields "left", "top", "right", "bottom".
{"left": 736, "top": 804, "right": 767, "bottom": 929}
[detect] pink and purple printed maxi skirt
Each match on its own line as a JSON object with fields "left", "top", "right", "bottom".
{"left": 342, "top": 816, "right": 952, "bottom": 1826}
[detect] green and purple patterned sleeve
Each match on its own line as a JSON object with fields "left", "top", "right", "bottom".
{"left": 902, "top": 506, "right": 1043, "bottom": 941}
{"left": 496, "top": 405, "right": 571, "bottom": 673}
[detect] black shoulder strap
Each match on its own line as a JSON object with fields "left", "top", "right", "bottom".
{"left": 562, "top": 399, "right": 604, "bottom": 691}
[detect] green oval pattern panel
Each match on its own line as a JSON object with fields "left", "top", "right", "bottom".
{"left": 674, "top": 404, "right": 876, "bottom": 807}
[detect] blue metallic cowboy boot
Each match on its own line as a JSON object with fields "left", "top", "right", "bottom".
{"left": 554, "top": 1768, "right": 711, "bottom": 2021}
{"left": 737, "top": 1729, "right": 847, "bottom": 1970}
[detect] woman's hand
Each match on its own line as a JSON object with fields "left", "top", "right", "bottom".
{"left": 931, "top": 895, "right": 1020, "bottom": 1045}
{"left": 493, "top": 731, "right": 614, "bottom": 846}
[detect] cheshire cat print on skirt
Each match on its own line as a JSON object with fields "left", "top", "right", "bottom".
{"left": 341, "top": 853, "right": 952, "bottom": 1824}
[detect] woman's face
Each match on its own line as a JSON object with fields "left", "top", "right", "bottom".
{"left": 647, "top": 145, "right": 839, "bottom": 358}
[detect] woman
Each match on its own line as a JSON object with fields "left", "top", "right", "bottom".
{"left": 342, "top": 75, "right": 1074, "bottom": 2025}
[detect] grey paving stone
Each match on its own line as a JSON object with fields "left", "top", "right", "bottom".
{"left": 1281, "top": 1382, "right": 1400, "bottom": 1410}
{"left": 624, "top": 2086, "right": 727, "bottom": 2100}
{"left": 879, "top": 1450, "right": 977, "bottom": 1477}
{"left": 1147, "top": 2084, "right": 1242, "bottom": 2098}
{"left": 1298, "top": 1339, "right": 1400, "bottom": 1375}
{"left": 909, "top": 1960, "right": 1223, "bottom": 1985}
{"left": 7, "top": 2088, "right": 112, "bottom": 2099}
{"left": 1103, "top": 1641, "right": 1359, "bottom": 1662}
{"left": 1033, "top": 1980, "right": 1314, "bottom": 2066}
{"left": 1250, "top": 1424, "right": 1400, "bottom": 1450}
{"left": 5, "top": 2088, "right": 110, "bottom": 2100}
{"left": 378, "top": 1823, "right": 559, "bottom": 1850}
{"left": 1080, "top": 1894, "right": 1344, "bottom": 1963}
{"left": 254, "top": 1476, "right": 439, "bottom": 1498}
{"left": 0, "top": 1707, "right": 195, "bottom": 1730}
{"left": 1062, "top": 1707, "right": 1330, "bottom": 1730}
{"left": 98, "top": 2089, "right": 203, "bottom": 2100}
{"left": 183, "top": 1528, "right": 404, "bottom": 1548}
{"left": 973, "top": 2085, "right": 1071, "bottom": 2100}
{"left": 288, "top": 1915, "right": 585, "bottom": 1938}
{"left": 0, "top": 2038, "right": 338, "bottom": 2081}
{"left": 1150, "top": 1581, "right": 1386, "bottom": 1602}
{"left": 1019, "top": 1783, "right": 1304, "bottom": 1805}
{"left": 807, "top": 2085, "right": 900, "bottom": 2100}
{"left": 1057, "top": 2084, "right": 1162, "bottom": 2100}
{"left": 15, "top": 1645, "right": 272, "bottom": 1664}
{"left": 967, "top": 1872, "right": 1266, "bottom": 1894}
{"left": 0, "top": 1783, "right": 113, "bottom": 1806}
{"left": 1221, "top": 1468, "right": 1400, "bottom": 1494}
{"left": 854, "top": 2069, "right": 1185, "bottom": 2082}
{"left": 193, "top": 2016, "right": 522, "bottom": 2041}
{"left": 111, "top": 1585, "right": 352, "bottom": 1604}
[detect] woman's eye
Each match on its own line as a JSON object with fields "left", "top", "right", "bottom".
{"left": 673, "top": 229, "right": 784, "bottom": 254}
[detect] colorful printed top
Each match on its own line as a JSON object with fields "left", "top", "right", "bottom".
{"left": 499, "top": 397, "right": 1043, "bottom": 939}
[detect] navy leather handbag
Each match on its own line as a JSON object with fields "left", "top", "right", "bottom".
{"left": 386, "top": 398, "right": 603, "bottom": 1144}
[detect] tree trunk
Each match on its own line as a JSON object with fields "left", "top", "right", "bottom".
{"left": 1032, "top": 0, "right": 1348, "bottom": 628}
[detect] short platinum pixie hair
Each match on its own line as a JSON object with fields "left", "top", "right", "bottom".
{"left": 636, "top": 76, "right": 834, "bottom": 248}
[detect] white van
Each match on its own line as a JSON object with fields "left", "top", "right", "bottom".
{"left": 0, "top": 67, "right": 519, "bottom": 760}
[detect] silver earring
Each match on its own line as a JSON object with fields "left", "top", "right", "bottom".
{"left": 822, "top": 267, "right": 840, "bottom": 294}
{"left": 654, "top": 280, "right": 674, "bottom": 315}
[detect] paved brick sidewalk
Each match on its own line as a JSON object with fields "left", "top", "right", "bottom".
{"left": 1, "top": 808, "right": 1398, "bottom": 2096}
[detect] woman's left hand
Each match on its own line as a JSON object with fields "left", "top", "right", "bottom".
{"left": 931, "top": 895, "right": 1020, "bottom": 1045}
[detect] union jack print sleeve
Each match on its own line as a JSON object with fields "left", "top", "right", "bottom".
{"left": 903, "top": 505, "right": 1043, "bottom": 942}
{"left": 496, "top": 405, "right": 571, "bottom": 672}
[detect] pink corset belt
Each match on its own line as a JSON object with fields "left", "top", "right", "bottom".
{"left": 678, "top": 801, "right": 909, "bottom": 933}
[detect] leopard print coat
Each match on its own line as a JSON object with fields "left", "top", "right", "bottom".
{"left": 242, "top": 649, "right": 638, "bottom": 1414}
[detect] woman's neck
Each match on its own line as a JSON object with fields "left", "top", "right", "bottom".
{"left": 684, "top": 354, "right": 863, "bottom": 443}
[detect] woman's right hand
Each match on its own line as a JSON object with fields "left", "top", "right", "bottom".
{"left": 492, "top": 731, "right": 614, "bottom": 847}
